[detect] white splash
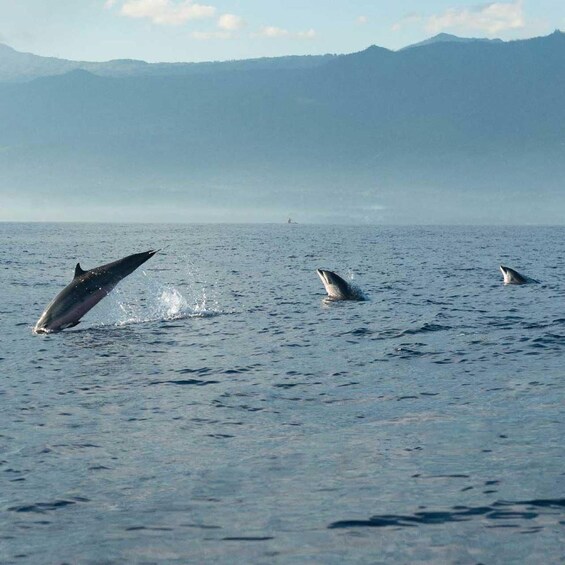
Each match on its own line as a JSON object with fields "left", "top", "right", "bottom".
{"left": 88, "top": 270, "right": 221, "bottom": 329}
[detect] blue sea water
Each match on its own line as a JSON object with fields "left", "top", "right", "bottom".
{"left": 0, "top": 223, "right": 564, "bottom": 564}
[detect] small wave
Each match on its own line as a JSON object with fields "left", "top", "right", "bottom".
{"left": 530, "top": 333, "right": 564, "bottom": 346}
{"left": 340, "top": 327, "right": 374, "bottom": 337}
{"left": 328, "top": 498, "right": 565, "bottom": 529}
{"left": 221, "top": 537, "right": 274, "bottom": 542}
{"left": 149, "top": 379, "right": 220, "bottom": 386}
{"left": 8, "top": 497, "right": 89, "bottom": 514}
{"left": 399, "top": 323, "right": 452, "bottom": 336}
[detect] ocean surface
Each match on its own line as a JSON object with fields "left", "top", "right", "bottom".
{"left": 1, "top": 223, "right": 563, "bottom": 564}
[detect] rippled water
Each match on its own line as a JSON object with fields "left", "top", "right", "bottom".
{"left": 1, "top": 223, "right": 564, "bottom": 563}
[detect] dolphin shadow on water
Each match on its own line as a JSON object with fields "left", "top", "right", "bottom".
{"left": 499, "top": 265, "right": 539, "bottom": 285}
{"left": 316, "top": 269, "right": 366, "bottom": 301}
{"left": 34, "top": 250, "right": 158, "bottom": 334}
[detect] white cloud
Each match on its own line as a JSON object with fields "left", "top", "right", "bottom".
{"left": 297, "top": 28, "right": 316, "bottom": 39}
{"left": 392, "top": 12, "right": 422, "bottom": 32}
{"left": 121, "top": 0, "right": 216, "bottom": 26}
{"left": 217, "top": 14, "right": 245, "bottom": 31}
{"left": 104, "top": 0, "right": 117, "bottom": 8}
{"left": 259, "top": 26, "right": 316, "bottom": 39}
{"left": 260, "top": 26, "right": 289, "bottom": 38}
{"left": 357, "top": 16, "right": 368, "bottom": 25}
{"left": 192, "top": 30, "right": 232, "bottom": 40}
{"left": 427, "top": 1, "right": 525, "bottom": 34}
{"left": 393, "top": 1, "right": 525, "bottom": 35}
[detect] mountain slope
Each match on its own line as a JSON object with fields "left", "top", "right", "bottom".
{"left": 402, "top": 33, "right": 504, "bottom": 50}
{"left": 1, "top": 32, "right": 564, "bottom": 223}
{"left": 0, "top": 42, "right": 335, "bottom": 82}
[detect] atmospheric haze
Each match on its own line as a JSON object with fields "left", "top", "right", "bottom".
{"left": 1, "top": 32, "right": 564, "bottom": 224}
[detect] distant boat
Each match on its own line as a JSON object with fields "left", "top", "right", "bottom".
{"left": 287, "top": 218, "right": 298, "bottom": 224}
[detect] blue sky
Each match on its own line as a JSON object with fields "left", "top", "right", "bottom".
{"left": 1, "top": 0, "right": 564, "bottom": 62}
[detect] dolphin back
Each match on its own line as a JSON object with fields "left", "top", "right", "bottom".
{"left": 89, "top": 249, "right": 159, "bottom": 282}
{"left": 500, "top": 265, "right": 539, "bottom": 285}
{"left": 317, "top": 269, "right": 366, "bottom": 301}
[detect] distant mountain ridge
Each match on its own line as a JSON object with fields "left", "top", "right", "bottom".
{"left": 0, "top": 32, "right": 515, "bottom": 83}
{"left": 0, "top": 31, "right": 564, "bottom": 223}
{"left": 402, "top": 32, "right": 504, "bottom": 50}
{"left": 0, "top": 42, "right": 336, "bottom": 82}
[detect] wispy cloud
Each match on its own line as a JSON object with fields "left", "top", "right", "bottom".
{"left": 427, "top": 1, "right": 525, "bottom": 34}
{"left": 217, "top": 14, "right": 245, "bottom": 31}
{"left": 297, "top": 28, "right": 316, "bottom": 39}
{"left": 192, "top": 30, "right": 232, "bottom": 40}
{"left": 393, "top": 1, "right": 525, "bottom": 35}
{"left": 392, "top": 12, "right": 422, "bottom": 32}
{"left": 190, "top": 14, "right": 245, "bottom": 39}
{"left": 120, "top": 0, "right": 216, "bottom": 26}
{"left": 104, "top": 0, "right": 118, "bottom": 8}
{"left": 260, "top": 26, "right": 289, "bottom": 38}
{"left": 357, "top": 16, "right": 368, "bottom": 25}
{"left": 259, "top": 26, "right": 316, "bottom": 39}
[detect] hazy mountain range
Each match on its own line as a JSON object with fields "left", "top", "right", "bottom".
{"left": 1, "top": 31, "right": 564, "bottom": 223}
{"left": 0, "top": 42, "right": 336, "bottom": 83}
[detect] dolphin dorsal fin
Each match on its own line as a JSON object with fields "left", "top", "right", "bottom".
{"left": 74, "top": 263, "right": 87, "bottom": 279}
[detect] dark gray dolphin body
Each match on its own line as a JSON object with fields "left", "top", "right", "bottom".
{"left": 316, "top": 269, "right": 366, "bottom": 301}
{"left": 499, "top": 265, "right": 539, "bottom": 285}
{"left": 34, "top": 250, "right": 157, "bottom": 333}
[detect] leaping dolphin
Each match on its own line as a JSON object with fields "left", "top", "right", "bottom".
{"left": 499, "top": 265, "right": 539, "bottom": 285}
{"left": 316, "top": 269, "right": 366, "bottom": 301}
{"left": 34, "top": 250, "right": 158, "bottom": 333}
